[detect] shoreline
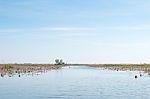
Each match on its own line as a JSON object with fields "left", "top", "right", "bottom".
{"left": 1, "top": 64, "right": 150, "bottom": 77}
{"left": 1, "top": 63, "right": 150, "bottom": 68}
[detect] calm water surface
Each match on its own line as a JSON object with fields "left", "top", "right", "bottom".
{"left": 0, "top": 66, "right": 150, "bottom": 99}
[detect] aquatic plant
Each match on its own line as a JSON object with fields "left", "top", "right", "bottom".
{"left": 5, "top": 64, "right": 14, "bottom": 70}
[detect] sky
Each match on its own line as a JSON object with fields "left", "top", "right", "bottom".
{"left": 0, "top": 0, "right": 150, "bottom": 64}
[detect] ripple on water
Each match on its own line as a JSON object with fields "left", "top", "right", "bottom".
{"left": 0, "top": 66, "right": 150, "bottom": 99}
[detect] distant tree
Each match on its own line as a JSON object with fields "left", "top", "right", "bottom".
{"left": 55, "top": 59, "right": 60, "bottom": 65}
{"left": 55, "top": 59, "right": 65, "bottom": 65}
{"left": 59, "top": 59, "right": 63, "bottom": 64}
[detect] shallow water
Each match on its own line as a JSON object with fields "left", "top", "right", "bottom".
{"left": 0, "top": 66, "right": 150, "bottom": 99}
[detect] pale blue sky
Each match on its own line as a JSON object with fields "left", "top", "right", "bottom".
{"left": 0, "top": 0, "right": 150, "bottom": 64}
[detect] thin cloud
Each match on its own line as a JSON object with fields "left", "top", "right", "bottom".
{"left": 0, "top": 29, "right": 22, "bottom": 33}
{"left": 0, "top": 25, "right": 150, "bottom": 34}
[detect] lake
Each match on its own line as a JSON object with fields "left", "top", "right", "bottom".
{"left": 0, "top": 66, "right": 150, "bottom": 99}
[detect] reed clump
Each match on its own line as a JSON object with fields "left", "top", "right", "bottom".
{"left": 5, "top": 64, "right": 14, "bottom": 70}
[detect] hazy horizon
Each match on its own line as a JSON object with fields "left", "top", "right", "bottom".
{"left": 0, "top": 0, "right": 150, "bottom": 64}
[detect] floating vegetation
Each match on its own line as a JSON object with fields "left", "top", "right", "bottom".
{"left": 88, "top": 64, "right": 150, "bottom": 75}
{"left": 0, "top": 64, "right": 62, "bottom": 77}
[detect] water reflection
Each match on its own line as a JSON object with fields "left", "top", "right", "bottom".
{"left": 0, "top": 64, "right": 61, "bottom": 77}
